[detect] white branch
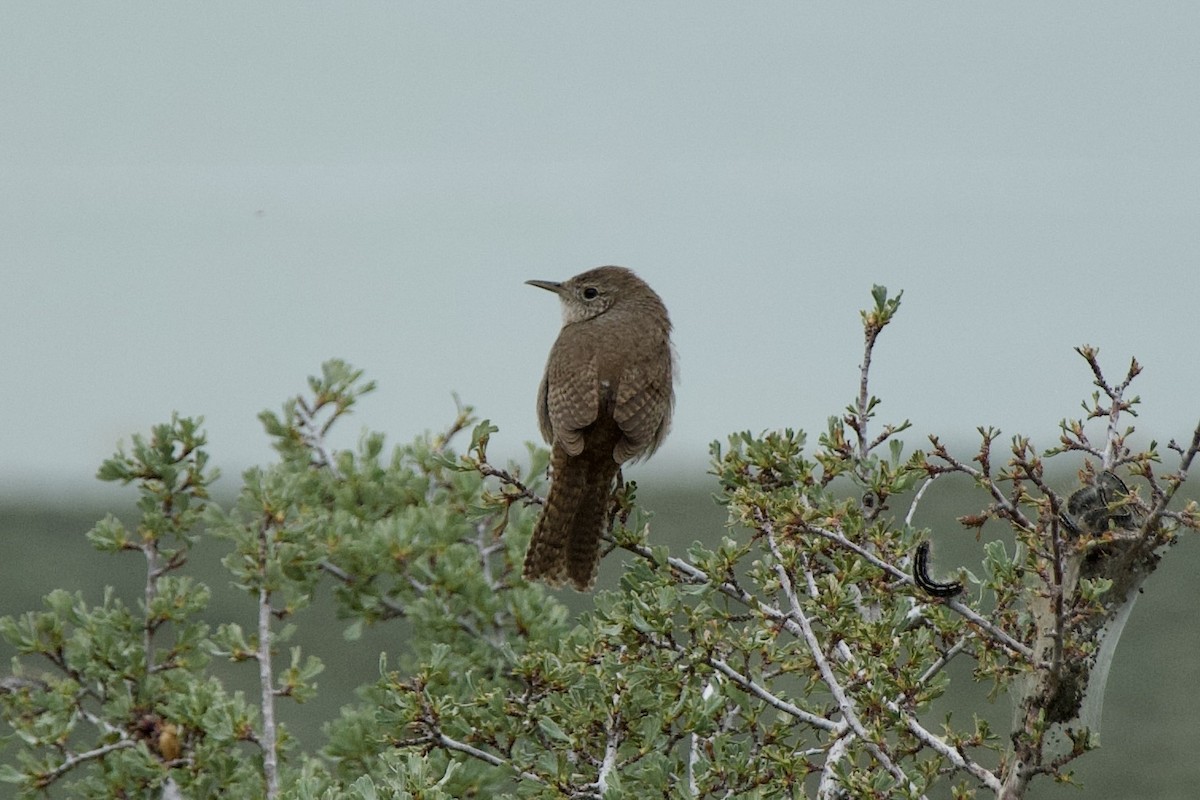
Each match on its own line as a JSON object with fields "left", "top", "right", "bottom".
{"left": 644, "top": 631, "right": 836, "bottom": 732}
{"left": 256, "top": 520, "right": 280, "bottom": 800}
{"left": 917, "top": 637, "right": 970, "bottom": 686}
{"left": 817, "top": 734, "right": 851, "bottom": 800}
{"left": 889, "top": 701, "right": 1002, "bottom": 793}
{"left": 596, "top": 693, "right": 621, "bottom": 795}
{"left": 432, "top": 731, "right": 546, "bottom": 785}
{"left": 764, "top": 526, "right": 921, "bottom": 796}
{"left": 38, "top": 739, "right": 136, "bottom": 786}
{"left": 143, "top": 543, "right": 159, "bottom": 674}
{"left": 687, "top": 681, "right": 717, "bottom": 797}
{"left": 799, "top": 518, "right": 1036, "bottom": 662}
{"left": 906, "top": 476, "right": 938, "bottom": 528}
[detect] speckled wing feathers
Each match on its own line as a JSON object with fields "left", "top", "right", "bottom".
{"left": 612, "top": 353, "right": 673, "bottom": 463}
{"left": 544, "top": 347, "right": 599, "bottom": 456}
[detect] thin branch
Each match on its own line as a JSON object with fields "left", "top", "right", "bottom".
{"left": 763, "top": 525, "right": 920, "bottom": 795}
{"left": 854, "top": 319, "right": 882, "bottom": 459}
{"left": 78, "top": 707, "right": 127, "bottom": 739}
{"left": 644, "top": 632, "right": 837, "bottom": 732}
{"left": 1075, "top": 348, "right": 1140, "bottom": 469}
{"left": 415, "top": 695, "right": 548, "bottom": 788}
{"left": 595, "top": 694, "right": 621, "bottom": 796}
{"left": 926, "top": 439, "right": 1036, "bottom": 532}
{"left": 906, "top": 476, "right": 938, "bottom": 528}
{"left": 318, "top": 560, "right": 408, "bottom": 620}
{"left": 616, "top": 538, "right": 760, "bottom": 609}
{"left": 917, "top": 636, "right": 971, "bottom": 686}
{"left": 890, "top": 702, "right": 1002, "bottom": 793}
{"left": 433, "top": 730, "right": 544, "bottom": 783}
{"left": 295, "top": 397, "right": 344, "bottom": 479}
{"left": 34, "top": 740, "right": 136, "bottom": 788}
{"left": 794, "top": 518, "right": 1036, "bottom": 662}
{"left": 477, "top": 462, "right": 545, "bottom": 507}
{"left": 256, "top": 518, "right": 280, "bottom": 800}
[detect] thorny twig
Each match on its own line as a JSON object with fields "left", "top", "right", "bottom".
{"left": 1076, "top": 346, "right": 1141, "bottom": 469}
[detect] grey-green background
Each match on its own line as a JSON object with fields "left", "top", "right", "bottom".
{"left": 3, "top": 473, "right": 1198, "bottom": 798}
{"left": 2, "top": 3, "right": 1198, "bottom": 492}
{"left": 3, "top": 3, "right": 1199, "bottom": 797}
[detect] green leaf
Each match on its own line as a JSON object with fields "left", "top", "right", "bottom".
{"left": 538, "top": 717, "right": 571, "bottom": 743}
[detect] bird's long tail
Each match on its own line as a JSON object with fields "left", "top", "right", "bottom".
{"left": 523, "top": 443, "right": 619, "bottom": 591}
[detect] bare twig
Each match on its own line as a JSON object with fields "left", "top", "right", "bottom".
{"left": 905, "top": 476, "right": 938, "bottom": 528}
{"left": 926, "top": 438, "right": 1036, "bottom": 532}
{"left": 477, "top": 462, "right": 545, "bottom": 507}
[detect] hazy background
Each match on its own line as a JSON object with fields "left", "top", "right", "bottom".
{"left": 2, "top": 4, "right": 1199, "bottom": 798}
{"left": 2, "top": 3, "right": 1198, "bottom": 495}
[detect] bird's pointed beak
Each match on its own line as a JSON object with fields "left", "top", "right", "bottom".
{"left": 525, "top": 279, "right": 564, "bottom": 294}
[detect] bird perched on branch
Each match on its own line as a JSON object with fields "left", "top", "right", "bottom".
{"left": 522, "top": 266, "right": 675, "bottom": 591}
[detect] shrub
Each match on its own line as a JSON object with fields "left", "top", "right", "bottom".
{"left": 2, "top": 288, "right": 1195, "bottom": 799}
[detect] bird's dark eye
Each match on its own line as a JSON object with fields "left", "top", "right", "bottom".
{"left": 582, "top": 287, "right": 599, "bottom": 300}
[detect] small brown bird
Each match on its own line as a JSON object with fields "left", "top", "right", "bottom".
{"left": 523, "top": 266, "right": 675, "bottom": 591}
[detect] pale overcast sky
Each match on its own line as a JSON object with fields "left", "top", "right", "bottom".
{"left": 2, "top": 4, "right": 1198, "bottom": 496}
